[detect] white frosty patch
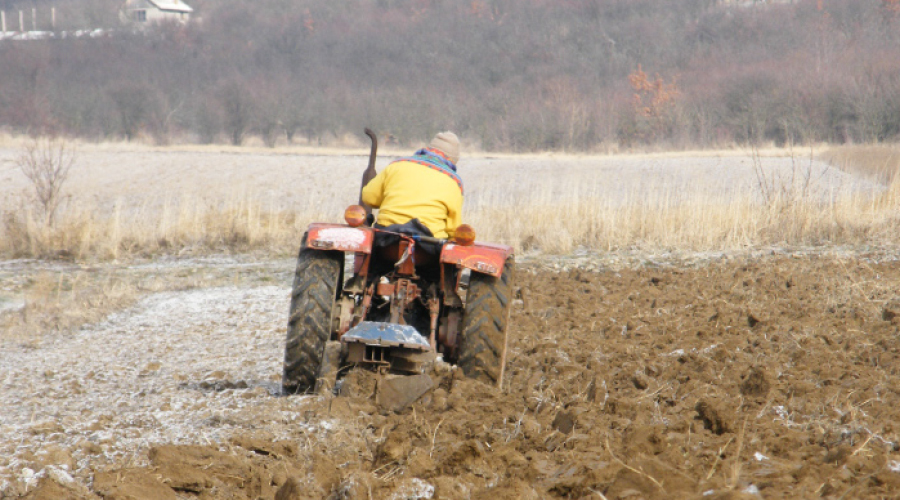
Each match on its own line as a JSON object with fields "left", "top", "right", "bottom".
{"left": 889, "top": 460, "right": 900, "bottom": 472}
{"left": 700, "top": 343, "right": 720, "bottom": 354}
{"left": 0, "top": 299, "right": 24, "bottom": 314}
{"left": 754, "top": 452, "right": 769, "bottom": 461}
{"left": 391, "top": 478, "right": 435, "bottom": 500}
{"left": 0, "top": 285, "right": 322, "bottom": 490}
{"left": 47, "top": 466, "right": 75, "bottom": 484}
{"left": 773, "top": 406, "right": 789, "bottom": 419}
{"left": 316, "top": 228, "right": 366, "bottom": 247}
{"left": 18, "top": 469, "right": 34, "bottom": 482}
{"left": 319, "top": 420, "right": 338, "bottom": 432}
{"left": 660, "top": 345, "right": 718, "bottom": 358}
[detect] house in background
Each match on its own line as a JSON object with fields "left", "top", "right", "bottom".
{"left": 120, "top": 0, "right": 193, "bottom": 25}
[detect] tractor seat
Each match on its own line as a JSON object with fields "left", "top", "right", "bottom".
{"left": 374, "top": 241, "right": 438, "bottom": 269}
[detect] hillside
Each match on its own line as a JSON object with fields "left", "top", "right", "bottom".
{"left": 0, "top": 0, "right": 898, "bottom": 150}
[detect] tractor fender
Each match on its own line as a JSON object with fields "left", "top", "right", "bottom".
{"left": 306, "top": 223, "right": 374, "bottom": 253}
{"left": 440, "top": 242, "right": 514, "bottom": 278}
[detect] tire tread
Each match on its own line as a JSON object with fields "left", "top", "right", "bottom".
{"left": 457, "top": 258, "right": 514, "bottom": 387}
{"left": 282, "top": 249, "right": 341, "bottom": 394}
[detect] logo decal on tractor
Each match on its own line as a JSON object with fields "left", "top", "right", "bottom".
{"left": 473, "top": 262, "right": 498, "bottom": 274}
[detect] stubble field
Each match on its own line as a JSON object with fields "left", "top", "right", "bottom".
{"left": 3, "top": 145, "right": 900, "bottom": 499}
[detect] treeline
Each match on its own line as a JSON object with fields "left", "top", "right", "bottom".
{"left": 0, "top": 0, "right": 899, "bottom": 150}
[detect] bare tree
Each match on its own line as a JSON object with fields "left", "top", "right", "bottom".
{"left": 219, "top": 80, "right": 254, "bottom": 146}
{"left": 109, "top": 81, "right": 153, "bottom": 141}
{"left": 16, "top": 137, "right": 77, "bottom": 226}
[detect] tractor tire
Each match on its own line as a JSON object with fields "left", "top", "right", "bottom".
{"left": 458, "top": 257, "right": 514, "bottom": 388}
{"left": 282, "top": 247, "right": 342, "bottom": 395}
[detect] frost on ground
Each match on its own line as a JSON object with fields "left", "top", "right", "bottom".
{"left": 0, "top": 284, "right": 322, "bottom": 492}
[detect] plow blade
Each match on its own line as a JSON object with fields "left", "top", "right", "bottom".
{"left": 342, "top": 322, "right": 435, "bottom": 373}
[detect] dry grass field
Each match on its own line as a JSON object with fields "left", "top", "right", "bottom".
{"left": 819, "top": 144, "right": 900, "bottom": 184}
{"left": 4, "top": 140, "right": 900, "bottom": 499}
{"left": 1, "top": 139, "right": 897, "bottom": 259}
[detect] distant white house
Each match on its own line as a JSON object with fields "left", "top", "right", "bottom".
{"left": 120, "top": 0, "right": 193, "bottom": 25}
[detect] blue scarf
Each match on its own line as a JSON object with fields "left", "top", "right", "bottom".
{"left": 401, "top": 148, "right": 463, "bottom": 194}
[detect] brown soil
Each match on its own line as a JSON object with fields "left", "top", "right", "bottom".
{"left": 13, "top": 254, "right": 900, "bottom": 499}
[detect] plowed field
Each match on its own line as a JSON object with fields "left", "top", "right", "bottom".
{"left": 5, "top": 252, "right": 900, "bottom": 499}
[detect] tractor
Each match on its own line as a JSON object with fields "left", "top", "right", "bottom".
{"left": 282, "top": 130, "right": 514, "bottom": 395}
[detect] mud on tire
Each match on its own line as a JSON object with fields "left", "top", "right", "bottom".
{"left": 458, "top": 257, "right": 514, "bottom": 387}
{"left": 282, "top": 247, "right": 342, "bottom": 395}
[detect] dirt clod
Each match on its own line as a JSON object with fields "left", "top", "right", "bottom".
{"left": 274, "top": 477, "right": 303, "bottom": 500}
{"left": 739, "top": 366, "right": 771, "bottom": 397}
{"left": 746, "top": 313, "right": 762, "bottom": 328}
{"left": 93, "top": 470, "right": 177, "bottom": 500}
{"left": 22, "top": 473, "right": 97, "bottom": 500}
{"left": 695, "top": 400, "right": 733, "bottom": 435}
{"left": 552, "top": 410, "right": 576, "bottom": 434}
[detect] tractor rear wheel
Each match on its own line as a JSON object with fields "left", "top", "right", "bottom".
{"left": 458, "top": 257, "right": 514, "bottom": 388}
{"left": 282, "top": 248, "right": 342, "bottom": 395}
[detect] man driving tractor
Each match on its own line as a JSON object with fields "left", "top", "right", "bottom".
{"left": 361, "top": 131, "right": 462, "bottom": 240}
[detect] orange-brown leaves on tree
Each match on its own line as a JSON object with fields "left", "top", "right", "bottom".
{"left": 470, "top": 1, "right": 488, "bottom": 17}
{"left": 627, "top": 65, "right": 679, "bottom": 140}
{"left": 469, "top": 0, "right": 504, "bottom": 23}
{"left": 303, "top": 8, "right": 315, "bottom": 34}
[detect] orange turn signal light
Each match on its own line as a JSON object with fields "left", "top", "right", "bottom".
{"left": 344, "top": 205, "right": 367, "bottom": 227}
{"left": 453, "top": 224, "right": 476, "bottom": 246}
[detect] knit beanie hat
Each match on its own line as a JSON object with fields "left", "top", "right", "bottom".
{"left": 428, "top": 131, "right": 460, "bottom": 164}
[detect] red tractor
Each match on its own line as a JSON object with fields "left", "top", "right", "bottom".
{"left": 282, "top": 130, "right": 514, "bottom": 395}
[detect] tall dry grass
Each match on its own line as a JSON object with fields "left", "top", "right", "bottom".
{"left": 3, "top": 181, "right": 899, "bottom": 258}
{"left": 819, "top": 144, "right": 900, "bottom": 184}
{"left": 468, "top": 177, "right": 900, "bottom": 254}
{"left": 1, "top": 193, "right": 329, "bottom": 260}
{"left": 1, "top": 145, "right": 899, "bottom": 259}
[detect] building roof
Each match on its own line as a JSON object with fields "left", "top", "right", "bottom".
{"left": 147, "top": 0, "right": 193, "bottom": 13}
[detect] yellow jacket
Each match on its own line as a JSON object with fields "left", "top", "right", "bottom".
{"left": 361, "top": 159, "right": 463, "bottom": 239}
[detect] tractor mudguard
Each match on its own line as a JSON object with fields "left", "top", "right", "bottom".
{"left": 440, "top": 242, "right": 513, "bottom": 278}
{"left": 306, "top": 223, "right": 374, "bottom": 253}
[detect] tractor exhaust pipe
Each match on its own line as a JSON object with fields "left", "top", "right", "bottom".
{"left": 359, "top": 128, "right": 378, "bottom": 216}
